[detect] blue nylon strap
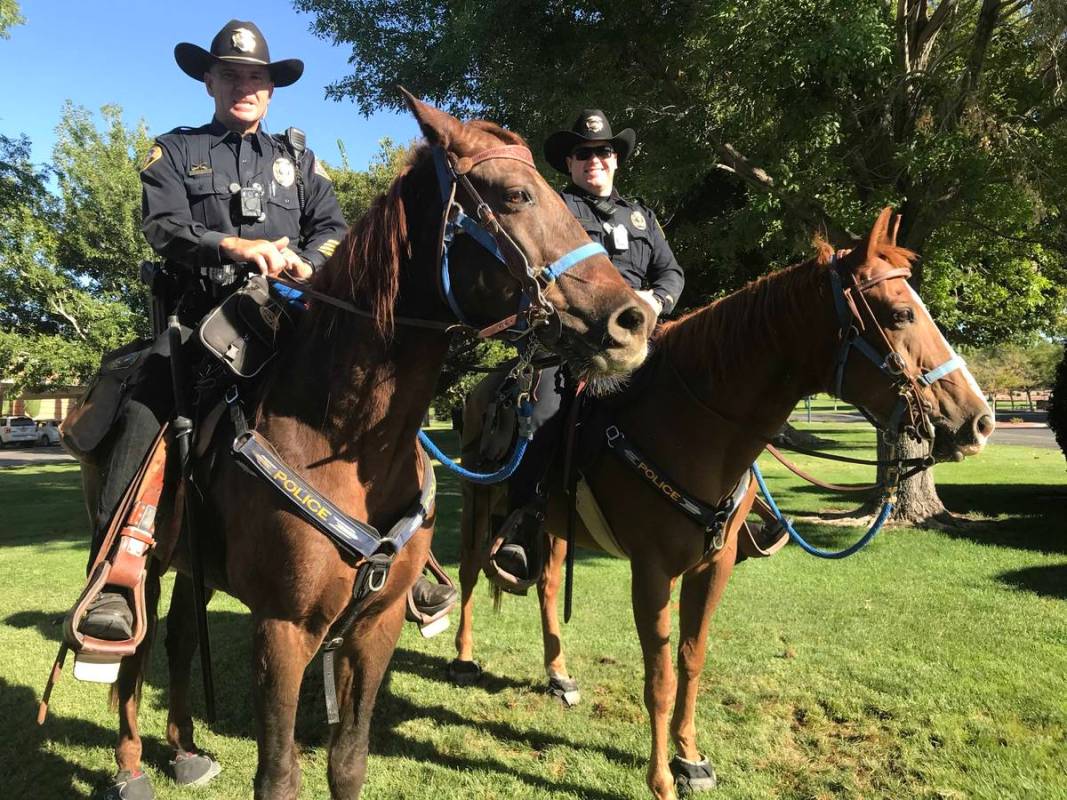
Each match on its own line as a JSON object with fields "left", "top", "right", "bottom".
{"left": 827, "top": 268, "right": 853, "bottom": 327}
{"left": 919, "top": 355, "right": 964, "bottom": 386}
{"left": 751, "top": 461, "right": 892, "bottom": 559}
{"left": 542, "top": 242, "right": 608, "bottom": 283}
{"left": 456, "top": 211, "right": 508, "bottom": 263}
{"left": 418, "top": 400, "right": 534, "bottom": 485}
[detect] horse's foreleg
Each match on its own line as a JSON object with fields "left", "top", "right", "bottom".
{"left": 252, "top": 616, "right": 319, "bottom": 800}
{"left": 631, "top": 561, "right": 678, "bottom": 800}
{"left": 165, "top": 572, "right": 214, "bottom": 754}
{"left": 114, "top": 560, "right": 162, "bottom": 778}
{"left": 328, "top": 562, "right": 414, "bottom": 798}
{"left": 539, "top": 533, "right": 571, "bottom": 682}
{"left": 671, "top": 549, "right": 734, "bottom": 766}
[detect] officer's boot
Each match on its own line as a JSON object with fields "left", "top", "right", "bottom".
{"left": 409, "top": 575, "right": 457, "bottom": 619}
{"left": 78, "top": 529, "right": 135, "bottom": 642}
{"left": 486, "top": 498, "right": 546, "bottom": 593}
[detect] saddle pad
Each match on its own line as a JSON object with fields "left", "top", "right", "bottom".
{"left": 575, "top": 477, "right": 628, "bottom": 559}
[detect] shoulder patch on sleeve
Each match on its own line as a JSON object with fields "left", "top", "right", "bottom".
{"left": 313, "top": 158, "right": 331, "bottom": 181}
{"left": 141, "top": 144, "right": 163, "bottom": 172}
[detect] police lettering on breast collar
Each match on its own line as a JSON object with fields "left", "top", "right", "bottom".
{"left": 487, "top": 108, "right": 687, "bottom": 590}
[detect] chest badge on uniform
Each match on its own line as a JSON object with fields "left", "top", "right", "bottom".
{"left": 630, "top": 210, "right": 647, "bottom": 230}
{"left": 189, "top": 163, "right": 212, "bottom": 176}
{"left": 273, "top": 157, "right": 295, "bottom": 188}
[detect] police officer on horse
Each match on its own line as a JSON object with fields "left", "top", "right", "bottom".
{"left": 78, "top": 19, "right": 454, "bottom": 642}
{"left": 488, "top": 109, "right": 685, "bottom": 587}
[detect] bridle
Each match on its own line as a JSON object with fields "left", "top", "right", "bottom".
{"left": 271, "top": 142, "right": 608, "bottom": 342}
{"left": 431, "top": 144, "right": 607, "bottom": 341}
{"left": 827, "top": 255, "right": 964, "bottom": 444}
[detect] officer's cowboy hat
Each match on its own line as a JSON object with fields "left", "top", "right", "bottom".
{"left": 174, "top": 20, "right": 303, "bottom": 88}
{"left": 544, "top": 109, "right": 636, "bottom": 173}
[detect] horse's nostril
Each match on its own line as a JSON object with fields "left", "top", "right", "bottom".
{"left": 974, "top": 413, "right": 995, "bottom": 440}
{"left": 613, "top": 303, "right": 647, "bottom": 335}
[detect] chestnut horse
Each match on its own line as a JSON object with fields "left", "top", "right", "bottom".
{"left": 453, "top": 209, "right": 994, "bottom": 800}
{"left": 81, "top": 94, "right": 654, "bottom": 799}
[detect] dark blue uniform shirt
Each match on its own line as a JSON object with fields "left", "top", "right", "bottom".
{"left": 140, "top": 118, "right": 347, "bottom": 273}
{"left": 561, "top": 185, "right": 685, "bottom": 313}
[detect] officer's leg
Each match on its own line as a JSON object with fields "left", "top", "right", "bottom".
{"left": 80, "top": 357, "right": 173, "bottom": 641}
{"left": 493, "top": 364, "right": 568, "bottom": 581}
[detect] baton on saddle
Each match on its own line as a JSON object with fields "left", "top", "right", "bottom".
{"left": 168, "top": 315, "right": 217, "bottom": 722}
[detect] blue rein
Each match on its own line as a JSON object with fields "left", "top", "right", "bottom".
{"left": 751, "top": 461, "right": 893, "bottom": 559}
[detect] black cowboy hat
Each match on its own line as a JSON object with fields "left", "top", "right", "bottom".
{"left": 174, "top": 20, "right": 303, "bottom": 88}
{"left": 543, "top": 109, "right": 636, "bottom": 173}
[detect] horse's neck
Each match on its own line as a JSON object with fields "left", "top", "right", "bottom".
{"left": 614, "top": 260, "right": 838, "bottom": 496}
{"left": 260, "top": 315, "right": 450, "bottom": 497}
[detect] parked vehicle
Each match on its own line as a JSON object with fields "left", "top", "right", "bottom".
{"left": 36, "top": 420, "right": 61, "bottom": 446}
{"left": 0, "top": 416, "right": 39, "bottom": 447}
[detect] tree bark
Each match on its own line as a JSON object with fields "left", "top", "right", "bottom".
{"left": 858, "top": 434, "right": 951, "bottom": 526}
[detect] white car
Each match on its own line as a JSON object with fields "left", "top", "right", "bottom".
{"left": 0, "top": 416, "right": 39, "bottom": 447}
{"left": 36, "top": 420, "right": 62, "bottom": 446}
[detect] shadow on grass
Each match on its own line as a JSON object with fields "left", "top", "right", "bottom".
{"left": 0, "top": 677, "right": 174, "bottom": 797}
{"left": 936, "top": 482, "right": 1067, "bottom": 555}
{"left": 996, "top": 562, "right": 1067, "bottom": 599}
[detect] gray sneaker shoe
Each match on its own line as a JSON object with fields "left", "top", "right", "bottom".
{"left": 170, "top": 751, "right": 222, "bottom": 787}
{"left": 98, "top": 770, "right": 154, "bottom": 800}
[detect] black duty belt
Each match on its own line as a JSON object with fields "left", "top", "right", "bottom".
{"left": 604, "top": 424, "right": 749, "bottom": 553}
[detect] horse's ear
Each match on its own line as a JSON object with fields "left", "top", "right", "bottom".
{"left": 399, "top": 87, "right": 463, "bottom": 148}
{"left": 864, "top": 206, "right": 894, "bottom": 263}
{"left": 889, "top": 213, "right": 902, "bottom": 247}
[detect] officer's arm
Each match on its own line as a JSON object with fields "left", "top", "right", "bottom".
{"left": 140, "top": 140, "right": 226, "bottom": 270}
{"left": 291, "top": 151, "right": 348, "bottom": 271}
{"left": 645, "top": 209, "right": 685, "bottom": 314}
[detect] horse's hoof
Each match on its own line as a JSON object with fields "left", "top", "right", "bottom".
{"left": 547, "top": 674, "right": 581, "bottom": 707}
{"left": 97, "top": 770, "right": 154, "bottom": 800}
{"left": 670, "top": 755, "right": 717, "bottom": 794}
{"left": 170, "top": 750, "right": 222, "bottom": 787}
{"left": 447, "top": 659, "right": 483, "bottom": 686}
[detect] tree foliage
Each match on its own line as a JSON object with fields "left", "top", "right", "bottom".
{"left": 299, "top": 0, "right": 1067, "bottom": 343}
{"left": 0, "top": 107, "right": 147, "bottom": 392}
{"left": 325, "top": 137, "right": 414, "bottom": 223}
{"left": 0, "top": 0, "right": 24, "bottom": 39}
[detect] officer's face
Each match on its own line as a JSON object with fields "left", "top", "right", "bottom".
{"left": 205, "top": 63, "right": 275, "bottom": 134}
{"left": 566, "top": 141, "right": 617, "bottom": 197}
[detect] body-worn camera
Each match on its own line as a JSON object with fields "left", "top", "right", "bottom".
{"left": 234, "top": 184, "right": 265, "bottom": 222}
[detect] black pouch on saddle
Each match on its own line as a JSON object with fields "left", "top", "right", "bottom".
{"left": 198, "top": 275, "right": 295, "bottom": 379}
{"left": 61, "top": 338, "right": 153, "bottom": 459}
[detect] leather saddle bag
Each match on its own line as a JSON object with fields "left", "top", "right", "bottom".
{"left": 199, "top": 275, "right": 295, "bottom": 378}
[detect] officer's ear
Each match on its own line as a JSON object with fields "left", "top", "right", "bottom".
{"left": 398, "top": 86, "right": 463, "bottom": 150}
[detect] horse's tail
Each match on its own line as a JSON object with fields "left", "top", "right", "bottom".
{"left": 490, "top": 581, "right": 503, "bottom": 613}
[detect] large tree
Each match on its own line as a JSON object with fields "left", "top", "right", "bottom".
{"left": 300, "top": 0, "right": 1067, "bottom": 522}
{"left": 0, "top": 104, "right": 152, "bottom": 392}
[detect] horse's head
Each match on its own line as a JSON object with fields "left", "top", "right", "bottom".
{"left": 829, "top": 208, "right": 995, "bottom": 462}
{"left": 401, "top": 92, "right": 653, "bottom": 378}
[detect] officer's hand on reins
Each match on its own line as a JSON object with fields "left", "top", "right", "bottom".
{"left": 219, "top": 236, "right": 311, "bottom": 280}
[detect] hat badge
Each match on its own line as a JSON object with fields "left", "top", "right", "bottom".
{"left": 584, "top": 116, "right": 604, "bottom": 134}
{"left": 231, "top": 28, "right": 257, "bottom": 53}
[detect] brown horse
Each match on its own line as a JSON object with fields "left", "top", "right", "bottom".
{"left": 80, "top": 94, "right": 654, "bottom": 799}
{"left": 453, "top": 209, "right": 994, "bottom": 800}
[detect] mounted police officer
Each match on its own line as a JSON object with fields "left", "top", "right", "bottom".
{"left": 79, "top": 19, "right": 454, "bottom": 649}
{"left": 488, "top": 109, "right": 685, "bottom": 587}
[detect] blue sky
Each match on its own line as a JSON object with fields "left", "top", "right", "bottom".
{"left": 0, "top": 1, "right": 414, "bottom": 170}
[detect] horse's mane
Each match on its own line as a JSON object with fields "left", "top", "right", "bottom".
{"left": 655, "top": 238, "right": 916, "bottom": 386}
{"left": 313, "top": 120, "right": 526, "bottom": 339}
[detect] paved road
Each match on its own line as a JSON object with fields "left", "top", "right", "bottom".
{"left": 789, "top": 412, "right": 1058, "bottom": 449}
{"left": 0, "top": 445, "right": 75, "bottom": 468}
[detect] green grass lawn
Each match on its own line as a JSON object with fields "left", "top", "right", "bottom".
{"left": 1, "top": 426, "right": 1064, "bottom": 799}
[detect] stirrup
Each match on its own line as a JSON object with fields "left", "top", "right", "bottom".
{"left": 405, "top": 552, "right": 456, "bottom": 638}
{"left": 482, "top": 507, "right": 543, "bottom": 595}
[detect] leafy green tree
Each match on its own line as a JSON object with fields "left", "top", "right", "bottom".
{"left": 325, "top": 137, "right": 413, "bottom": 223}
{"left": 300, "top": 0, "right": 1067, "bottom": 521}
{"left": 1050, "top": 342, "right": 1067, "bottom": 462}
{"left": 0, "top": 0, "right": 24, "bottom": 38}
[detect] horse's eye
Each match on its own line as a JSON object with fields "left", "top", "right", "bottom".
{"left": 893, "top": 307, "right": 915, "bottom": 326}
{"left": 503, "top": 188, "right": 532, "bottom": 206}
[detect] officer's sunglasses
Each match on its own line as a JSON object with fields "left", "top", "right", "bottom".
{"left": 571, "top": 145, "right": 616, "bottom": 161}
